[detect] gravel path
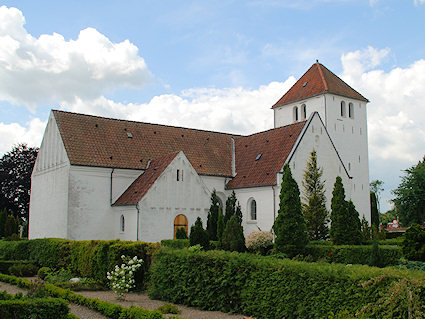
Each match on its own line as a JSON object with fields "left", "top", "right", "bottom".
{"left": 0, "top": 280, "right": 247, "bottom": 319}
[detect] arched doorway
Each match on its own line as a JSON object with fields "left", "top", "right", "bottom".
{"left": 174, "top": 214, "right": 188, "bottom": 239}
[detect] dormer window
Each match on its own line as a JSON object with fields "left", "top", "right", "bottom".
{"left": 293, "top": 106, "right": 299, "bottom": 122}
{"left": 340, "top": 101, "right": 346, "bottom": 117}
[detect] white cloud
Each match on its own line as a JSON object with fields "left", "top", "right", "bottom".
{"left": 0, "top": 118, "right": 46, "bottom": 155}
{"left": 0, "top": 6, "right": 151, "bottom": 111}
{"left": 62, "top": 79, "right": 296, "bottom": 136}
{"left": 414, "top": 0, "right": 425, "bottom": 5}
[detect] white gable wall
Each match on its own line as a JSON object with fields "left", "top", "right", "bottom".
{"left": 124, "top": 152, "right": 211, "bottom": 242}
{"left": 288, "top": 113, "right": 352, "bottom": 213}
{"left": 29, "top": 113, "right": 70, "bottom": 239}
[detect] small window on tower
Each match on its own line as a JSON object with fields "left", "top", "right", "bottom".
{"left": 349, "top": 103, "right": 354, "bottom": 118}
{"left": 177, "top": 169, "right": 180, "bottom": 181}
{"left": 341, "top": 101, "right": 346, "bottom": 117}
{"left": 301, "top": 104, "right": 307, "bottom": 120}
{"left": 293, "top": 106, "right": 299, "bottom": 122}
{"left": 120, "top": 215, "right": 125, "bottom": 232}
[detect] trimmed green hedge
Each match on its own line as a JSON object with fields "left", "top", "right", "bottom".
{"left": 160, "top": 239, "right": 190, "bottom": 249}
{"left": 0, "top": 274, "right": 163, "bottom": 319}
{"left": 148, "top": 248, "right": 425, "bottom": 318}
{"left": 305, "top": 244, "right": 402, "bottom": 267}
{"left": 0, "top": 260, "right": 32, "bottom": 274}
{"left": 0, "top": 290, "right": 70, "bottom": 319}
{"left": 0, "top": 239, "right": 160, "bottom": 289}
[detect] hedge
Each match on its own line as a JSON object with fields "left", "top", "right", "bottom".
{"left": 305, "top": 244, "right": 402, "bottom": 267}
{"left": 0, "top": 239, "right": 160, "bottom": 289}
{"left": 0, "top": 260, "right": 31, "bottom": 274}
{"left": 148, "top": 248, "right": 425, "bottom": 318}
{"left": 160, "top": 239, "right": 190, "bottom": 249}
{"left": 0, "top": 291, "right": 70, "bottom": 319}
{"left": 0, "top": 274, "right": 164, "bottom": 319}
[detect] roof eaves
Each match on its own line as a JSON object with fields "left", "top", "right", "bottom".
{"left": 271, "top": 92, "right": 327, "bottom": 109}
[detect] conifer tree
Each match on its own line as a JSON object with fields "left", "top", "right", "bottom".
{"left": 330, "top": 177, "right": 362, "bottom": 244}
{"left": 221, "top": 215, "right": 245, "bottom": 252}
{"left": 273, "top": 164, "right": 308, "bottom": 257}
{"left": 361, "top": 215, "right": 371, "bottom": 241}
{"left": 370, "top": 191, "right": 380, "bottom": 228}
{"left": 176, "top": 227, "right": 188, "bottom": 239}
{"left": 4, "top": 214, "right": 18, "bottom": 237}
{"left": 189, "top": 217, "right": 209, "bottom": 249}
{"left": 302, "top": 150, "right": 329, "bottom": 240}
{"left": 0, "top": 208, "right": 6, "bottom": 238}
{"left": 224, "top": 191, "right": 242, "bottom": 225}
{"left": 217, "top": 207, "right": 224, "bottom": 244}
{"left": 206, "top": 190, "right": 220, "bottom": 240}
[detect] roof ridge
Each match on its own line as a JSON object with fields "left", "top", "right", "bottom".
{"left": 316, "top": 62, "right": 328, "bottom": 91}
{"left": 238, "top": 120, "right": 306, "bottom": 139}
{"left": 52, "top": 109, "right": 242, "bottom": 137}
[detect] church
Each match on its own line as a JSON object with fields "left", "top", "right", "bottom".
{"left": 29, "top": 62, "right": 370, "bottom": 242}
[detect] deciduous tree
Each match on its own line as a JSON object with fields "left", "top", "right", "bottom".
{"left": 0, "top": 143, "right": 38, "bottom": 220}
{"left": 273, "top": 164, "right": 308, "bottom": 257}
{"left": 393, "top": 157, "right": 425, "bottom": 226}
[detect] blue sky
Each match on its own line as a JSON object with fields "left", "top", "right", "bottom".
{"left": 0, "top": 0, "right": 424, "bottom": 213}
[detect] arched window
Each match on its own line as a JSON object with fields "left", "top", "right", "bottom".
{"left": 250, "top": 199, "right": 257, "bottom": 221}
{"left": 120, "top": 215, "right": 125, "bottom": 232}
{"left": 340, "top": 101, "right": 346, "bottom": 117}
{"left": 301, "top": 104, "right": 307, "bottom": 120}
{"left": 293, "top": 106, "right": 299, "bottom": 122}
{"left": 348, "top": 103, "right": 354, "bottom": 118}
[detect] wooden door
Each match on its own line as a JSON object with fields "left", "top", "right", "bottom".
{"left": 174, "top": 214, "right": 188, "bottom": 239}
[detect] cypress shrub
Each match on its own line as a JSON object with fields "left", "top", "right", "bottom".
{"left": 216, "top": 207, "right": 225, "bottom": 245}
{"left": 206, "top": 190, "right": 220, "bottom": 241}
{"left": 401, "top": 224, "right": 425, "bottom": 261}
{"left": 4, "top": 214, "right": 18, "bottom": 237}
{"left": 221, "top": 215, "right": 245, "bottom": 252}
{"left": 273, "top": 164, "right": 308, "bottom": 257}
{"left": 175, "top": 227, "right": 187, "bottom": 239}
{"left": 189, "top": 217, "right": 209, "bottom": 249}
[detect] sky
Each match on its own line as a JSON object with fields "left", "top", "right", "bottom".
{"left": 0, "top": 0, "right": 424, "bottom": 213}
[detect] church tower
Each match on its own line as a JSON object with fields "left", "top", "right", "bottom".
{"left": 272, "top": 61, "right": 370, "bottom": 220}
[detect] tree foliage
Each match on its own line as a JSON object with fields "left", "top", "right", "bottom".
{"left": 0, "top": 208, "right": 6, "bottom": 238}
{"left": 206, "top": 190, "right": 220, "bottom": 241}
{"left": 221, "top": 215, "right": 245, "bottom": 252}
{"left": 273, "top": 164, "right": 308, "bottom": 257}
{"left": 370, "top": 191, "right": 380, "bottom": 228}
{"left": 370, "top": 179, "right": 384, "bottom": 212}
{"left": 330, "top": 176, "right": 362, "bottom": 245}
{"left": 189, "top": 217, "right": 209, "bottom": 249}
{"left": 217, "top": 207, "right": 224, "bottom": 244}
{"left": 0, "top": 143, "right": 39, "bottom": 220}
{"left": 4, "top": 214, "right": 19, "bottom": 237}
{"left": 392, "top": 157, "right": 425, "bottom": 226}
{"left": 224, "top": 191, "right": 242, "bottom": 225}
{"left": 401, "top": 224, "right": 425, "bottom": 261}
{"left": 175, "top": 227, "right": 187, "bottom": 239}
{"left": 302, "top": 150, "right": 329, "bottom": 240}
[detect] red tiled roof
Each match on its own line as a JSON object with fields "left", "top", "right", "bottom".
{"left": 272, "top": 62, "right": 369, "bottom": 108}
{"left": 114, "top": 152, "right": 178, "bottom": 205}
{"left": 226, "top": 121, "right": 306, "bottom": 189}
{"left": 53, "top": 110, "right": 238, "bottom": 176}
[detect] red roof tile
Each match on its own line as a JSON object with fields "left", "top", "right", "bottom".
{"left": 226, "top": 121, "right": 306, "bottom": 189}
{"left": 272, "top": 62, "right": 369, "bottom": 108}
{"left": 114, "top": 152, "right": 178, "bottom": 205}
{"left": 53, "top": 110, "right": 239, "bottom": 176}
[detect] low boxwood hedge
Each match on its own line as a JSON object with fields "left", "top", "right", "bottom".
{"left": 0, "top": 290, "right": 70, "bottom": 319}
{"left": 0, "top": 239, "right": 160, "bottom": 289}
{"left": 148, "top": 248, "right": 425, "bottom": 319}
{"left": 0, "top": 274, "right": 164, "bottom": 319}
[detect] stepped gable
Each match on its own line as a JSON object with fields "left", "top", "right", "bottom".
{"left": 53, "top": 110, "right": 238, "bottom": 176}
{"left": 226, "top": 120, "right": 306, "bottom": 189}
{"left": 114, "top": 152, "right": 179, "bottom": 205}
{"left": 272, "top": 62, "right": 369, "bottom": 108}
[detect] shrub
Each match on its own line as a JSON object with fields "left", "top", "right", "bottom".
{"left": 0, "top": 260, "right": 30, "bottom": 274}
{"left": 156, "top": 303, "right": 181, "bottom": 314}
{"left": 402, "top": 224, "right": 425, "bottom": 261}
{"left": 148, "top": 248, "right": 425, "bottom": 318}
{"left": 37, "top": 267, "right": 51, "bottom": 280}
{"left": 4, "top": 215, "right": 19, "bottom": 237}
{"left": 221, "top": 215, "right": 245, "bottom": 252}
{"left": 160, "top": 239, "right": 189, "bottom": 249}
{"left": 107, "top": 255, "right": 143, "bottom": 300}
{"left": 189, "top": 217, "right": 209, "bottom": 249}
{"left": 8, "top": 263, "right": 38, "bottom": 277}
{"left": 175, "top": 227, "right": 187, "bottom": 239}
{"left": 245, "top": 231, "right": 273, "bottom": 255}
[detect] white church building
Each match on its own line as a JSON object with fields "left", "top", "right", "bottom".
{"left": 29, "top": 62, "right": 370, "bottom": 242}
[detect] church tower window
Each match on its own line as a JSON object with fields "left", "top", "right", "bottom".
{"left": 293, "top": 106, "right": 299, "bottom": 122}
{"left": 341, "top": 101, "right": 346, "bottom": 117}
{"left": 120, "top": 215, "right": 125, "bottom": 232}
{"left": 301, "top": 104, "right": 307, "bottom": 120}
{"left": 349, "top": 103, "right": 354, "bottom": 118}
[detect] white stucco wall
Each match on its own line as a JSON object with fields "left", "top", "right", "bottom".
{"left": 274, "top": 93, "right": 370, "bottom": 221}
{"left": 130, "top": 152, "right": 211, "bottom": 242}
{"left": 29, "top": 113, "right": 70, "bottom": 239}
